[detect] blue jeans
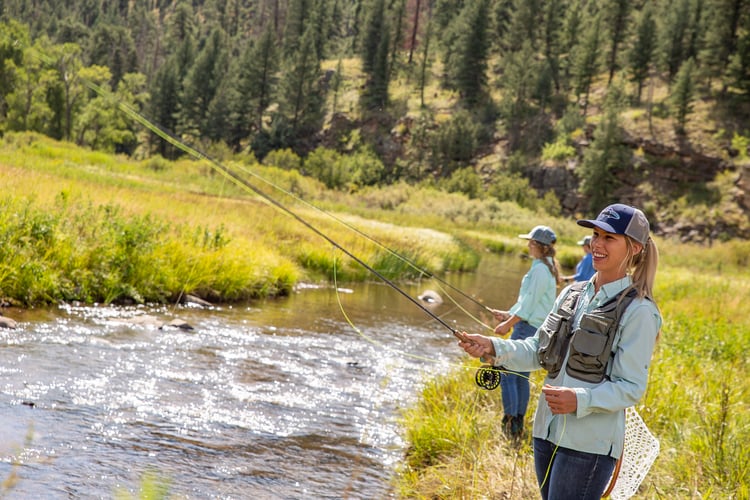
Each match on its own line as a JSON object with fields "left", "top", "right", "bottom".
{"left": 499, "top": 320, "right": 536, "bottom": 416}
{"left": 533, "top": 438, "right": 617, "bottom": 500}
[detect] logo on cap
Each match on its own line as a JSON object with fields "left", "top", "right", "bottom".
{"left": 600, "top": 207, "right": 621, "bottom": 221}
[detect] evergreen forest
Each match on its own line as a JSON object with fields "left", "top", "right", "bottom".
{"left": 1, "top": 0, "right": 750, "bottom": 234}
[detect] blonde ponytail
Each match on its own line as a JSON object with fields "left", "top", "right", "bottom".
{"left": 628, "top": 237, "right": 659, "bottom": 302}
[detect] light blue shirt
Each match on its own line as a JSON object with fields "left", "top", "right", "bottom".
{"left": 508, "top": 258, "right": 557, "bottom": 328}
{"left": 490, "top": 276, "right": 662, "bottom": 458}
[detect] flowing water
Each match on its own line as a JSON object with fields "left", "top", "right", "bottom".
{"left": 0, "top": 253, "right": 526, "bottom": 499}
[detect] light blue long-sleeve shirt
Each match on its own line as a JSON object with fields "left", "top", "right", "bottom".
{"left": 508, "top": 258, "right": 557, "bottom": 329}
{"left": 490, "top": 276, "right": 661, "bottom": 459}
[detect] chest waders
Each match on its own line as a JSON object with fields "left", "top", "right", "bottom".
{"left": 537, "top": 282, "right": 638, "bottom": 383}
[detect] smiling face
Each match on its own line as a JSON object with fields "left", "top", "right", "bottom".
{"left": 590, "top": 228, "right": 643, "bottom": 284}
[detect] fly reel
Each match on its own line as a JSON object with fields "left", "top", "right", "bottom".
{"left": 475, "top": 365, "right": 503, "bottom": 390}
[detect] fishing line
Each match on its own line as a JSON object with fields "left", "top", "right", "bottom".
{"left": 77, "top": 80, "right": 469, "bottom": 342}
{"left": 332, "top": 250, "right": 439, "bottom": 364}
{"left": 229, "top": 161, "right": 497, "bottom": 331}
{"left": 32, "top": 44, "right": 498, "bottom": 337}
{"left": 57, "top": 52, "right": 529, "bottom": 411}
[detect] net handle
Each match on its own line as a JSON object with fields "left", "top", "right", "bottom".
{"left": 602, "top": 451, "right": 624, "bottom": 498}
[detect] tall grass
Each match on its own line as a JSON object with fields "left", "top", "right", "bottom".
{"left": 0, "top": 132, "right": 479, "bottom": 306}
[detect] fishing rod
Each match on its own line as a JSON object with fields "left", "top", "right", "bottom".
{"left": 101, "top": 87, "right": 469, "bottom": 341}
{"left": 67, "top": 70, "right": 502, "bottom": 388}
{"left": 234, "top": 162, "right": 496, "bottom": 314}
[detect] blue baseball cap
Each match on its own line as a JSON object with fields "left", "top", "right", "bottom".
{"left": 519, "top": 225, "right": 557, "bottom": 246}
{"left": 577, "top": 204, "right": 650, "bottom": 244}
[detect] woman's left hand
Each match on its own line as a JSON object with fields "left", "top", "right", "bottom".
{"left": 542, "top": 384, "right": 578, "bottom": 414}
{"left": 494, "top": 320, "right": 512, "bottom": 336}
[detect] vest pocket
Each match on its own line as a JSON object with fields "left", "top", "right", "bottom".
{"left": 537, "top": 312, "right": 569, "bottom": 377}
{"left": 566, "top": 314, "right": 614, "bottom": 383}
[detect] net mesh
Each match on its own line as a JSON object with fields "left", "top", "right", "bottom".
{"left": 608, "top": 407, "right": 660, "bottom": 499}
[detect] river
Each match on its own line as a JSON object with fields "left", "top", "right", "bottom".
{"left": 0, "top": 253, "right": 527, "bottom": 499}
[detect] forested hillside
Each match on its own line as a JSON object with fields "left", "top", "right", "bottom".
{"left": 1, "top": 0, "right": 750, "bottom": 239}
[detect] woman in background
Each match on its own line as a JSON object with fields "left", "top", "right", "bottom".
{"left": 490, "top": 225, "right": 560, "bottom": 438}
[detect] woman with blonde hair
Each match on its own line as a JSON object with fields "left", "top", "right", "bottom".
{"left": 459, "top": 204, "right": 661, "bottom": 500}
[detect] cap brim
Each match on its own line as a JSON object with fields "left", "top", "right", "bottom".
{"left": 577, "top": 219, "right": 617, "bottom": 233}
{"left": 518, "top": 233, "right": 531, "bottom": 239}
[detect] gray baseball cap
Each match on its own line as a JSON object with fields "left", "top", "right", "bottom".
{"left": 519, "top": 225, "right": 557, "bottom": 246}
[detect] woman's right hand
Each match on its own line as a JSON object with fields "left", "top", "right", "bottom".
{"left": 489, "top": 308, "right": 509, "bottom": 321}
{"left": 457, "top": 332, "right": 495, "bottom": 359}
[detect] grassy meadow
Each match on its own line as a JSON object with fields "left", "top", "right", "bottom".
{"left": 1, "top": 132, "right": 748, "bottom": 498}
{"left": 0, "top": 132, "right": 476, "bottom": 306}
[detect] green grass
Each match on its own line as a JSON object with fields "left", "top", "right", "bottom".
{"left": 0, "top": 132, "right": 481, "bottom": 305}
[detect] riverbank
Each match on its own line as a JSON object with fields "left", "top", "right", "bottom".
{"left": 0, "top": 132, "right": 481, "bottom": 308}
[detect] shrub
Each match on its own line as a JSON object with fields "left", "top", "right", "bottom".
{"left": 438, "top": 166, "right": 483, "bottom": 199}
{"left": 487, "top": 172, "right": 537, "bottom": 209}
{"left": 541, "top": 139, "right": 577, "bottom": 161}
{"left": 263, "top": 148, "right": 302, "bottom": 171}
{"left": 304, "top": 147, "right": 345, "bottom": 188}
{"left": 431, "top": 110, "right": 482, "bottom": 177}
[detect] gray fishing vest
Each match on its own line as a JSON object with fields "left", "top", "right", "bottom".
{"left": 537, "top": 282, "right": 638, "bottom": 383}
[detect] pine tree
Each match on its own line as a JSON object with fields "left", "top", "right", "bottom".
{"left": 279, "top": 25, "right": 324, "bottom": 139}
{"left": 658, "top": 0, "right": 691, "bottom": 81}
{"left": 361, "top": 0, "right": 386, "bottom": 75}
{"left": 726, "top": 31, "right": 750, "bottom": 95}
{"left": 578, "top": 83, "right": 629, "bottom": 213}
{"left": 700, "top": 0, "right": 750, "bottom": 91}
{"left": 500, "top": 40, "right": 545, "bottom": 152}
{"left": 627, "top": 4, "right": 657, "bottom": 103}
{"left": 87, "top": 24, "right": 137, "bottom": 86}
{"left": 602, "top": 0, "right": 630, "bottom": 85}
{"left": 205, "top": 66, "right": 241, "bottom": 145}
{"left": 503, "top": 0, "right": 540, "bottom": 54}
{"left": 491, "top": 0, "right": 514, "bottom": 54}
{"left": 237, "top": 26, "right": 278, "bottom": 134}
{"left": 670, "top": 57, "right": 696, "bottom": 134}
{"left": 389, "top": 0, "right": 405, "bottom": 76}
{"left": 284, "top": 0, "right": 311, "bottom": 59}
{"left": 541, "top": 0, "right": 565, "bottom": 93}
{"left": 447, "top": 0, "right": 490, "bottom": 107}
{"left": 572, "top": 12, "right": 601, "bottom": 115}
{"left": 406, "top": 0, "right": 424, "bottom": 64}
{"left": 418, "top": 14, "right": 432, "bottom": 108}
{"left": 559, "top": 0, "right": 585, "bottom": 92}
{"left": 360, "top": 0, "right": 390, "bottom": 109}
{"left": 149, "top": 57, "right": 181, "bottom": 157}
{"left": 179, "top": 28, "right": 228, "bottom": 141}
